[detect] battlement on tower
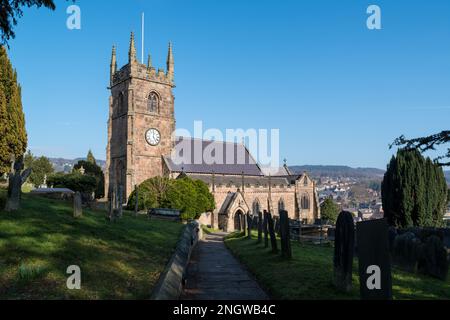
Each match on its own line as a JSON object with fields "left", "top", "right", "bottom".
{"left": 109, "top": 32, "right": 174, "bottom": 88}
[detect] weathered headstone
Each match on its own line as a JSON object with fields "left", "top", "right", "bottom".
{"left": 274, "top": 216, "right": 281, "bottom": 237}
{"left": 134, "top": 185, "right": 139, "bottom": 217}
{"left": 333, "top": 211, "right": 355, "bottom": 292}
{"left": 117, "top": 185, "right": 123, "bottom": 218}
{"left": 279, "top": 210, "right": 292, "bottom": 259}
{"left": 73, "top": 192, "right": 83, "bottom": 218}
{"left": 241, "top": 213, "right": 246, "bottom": 233}
{"left": 257, "top": 211, "right": 263, "bottom": 243}
{"left": 356, "top": 219, "right": 392, "bottom": 300}
{"left": 246, "top": 213, "right": 252, "bottom": 239}
{"left": 5, "top": 157, "right": 31, "bottom": 212}
{"left": 263, "top": 210, "right": 269, "bottom": 248}
{"left": 108, "top": 185, "right": 117, "bottom": 221}
{"left": 268, "top": 212, "right": 278, "bottom": 253}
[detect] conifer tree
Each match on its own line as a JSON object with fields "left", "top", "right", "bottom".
{"left": 86, "top": 150, "right": 96, "bottom": 165}
{"left": 382, "top": 149, "right": 447, "bottom": 228}
{"left": 0, "top": 83, "right": 9, "bottom": 174}
{"left": 0, "top": 46, "right": 27, "bottom": 174}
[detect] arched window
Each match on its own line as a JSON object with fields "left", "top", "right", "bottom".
{"left": 278, "top": 198, "right": 285, "bottom": 211}
{"left": 252, "top": 199, "right": 260, "bottom": 215}
{"left": 148, "top": 92, "right": 159, "bottom": 113}
{"left": 303, "top": 176, "right": 308, "bottom": 186}
{"left": 301, "top": 193, "right": 310, "bottom": 210}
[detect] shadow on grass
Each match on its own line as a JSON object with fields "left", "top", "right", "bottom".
{"left": 0, "top": 191, "right": 184, "bottom": 299}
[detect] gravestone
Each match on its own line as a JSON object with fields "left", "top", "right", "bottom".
{"left": 274, "top": 216, "right": 281, "bottom": 237}
{"left": 279, "top": 210, "right": 292, "bottom": 259}
{"left": 263, "top": 210, "right": 269, "bottom": 248}
{"left": 5, "top": 157, "right": 32, "bottom": 212}
{"left": 117, "top": 185, "right": 123, "bottom": 218}
{"left": 333, "top": 211, "right": 355, "bottom": 293}
{"left": 241, "top": 213, "right": 246, "bottom": 233}
{"left": 108, "top": 185, "right": 117, "bottom": 221}
{"left": 246, "top": 213, "right": 252, "bottom": 239}
{"left": 356, "top": 219, "right": 392, "bottom": 300}
{"left": 73, "top": 192, "right": 83, "bottom": 218}
{"left": 134, "top": 185, "right": 139, "bottom": 217}
{"left": 268, "top": 212, "right": 278, "bottom": 253}
{"left": 252, "top": 216, "right": 258, "bottom": 230}
{"left": 257, "top": 211, "right": 263, "bottom": 243}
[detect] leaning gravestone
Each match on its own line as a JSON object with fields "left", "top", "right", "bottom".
{"left": 5, "top": 157, "right": 31, "bottom": 212}
{"left": 263, "top": 210, "right": 269, "bottom": 248}
{"left": 73, "top": 192, "right": 83, "bottom": 218}
{"left": 274, "top": 216, "right": 280, "bottom": 237}
{"left": 279, "top": 210, "right": 292, "bottom": 259}
{"left": 268, "top": 212, "right": 278, "bottom": 254}
{"left": 257, "top": 211, "right": 263, "bottom": 243}
{"left": 356, "top": 219, "right": 392, "bottom": 300}
{"left": 333, "top": 211, "right": 355, "bottom": 293}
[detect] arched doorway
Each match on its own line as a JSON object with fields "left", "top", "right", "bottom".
{"left": 234, "top": 209, "right": 244, "bottom": 231}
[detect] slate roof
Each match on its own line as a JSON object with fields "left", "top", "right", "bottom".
{"left": 186, "top": 174, "right": 292, "bottom": 187}
{"left": 164, "top": 137, "right": 264, "bottom": 176}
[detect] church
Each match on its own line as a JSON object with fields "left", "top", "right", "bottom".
{"left": 105, "top": 34, "right": 320, "bottom": 231}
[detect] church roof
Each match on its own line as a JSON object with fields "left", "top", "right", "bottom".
{"left": 186, "top": 174, "right": 292, "bottom": 187}
{"left": 164, "top": 137, "right": 264, "bottom": 176}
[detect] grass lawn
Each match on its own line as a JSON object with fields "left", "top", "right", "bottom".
{"left": 225, "top": 232, "right": 450, "bottom": 300}
{"left": 0, "top": 188, "right": 184, "bottom": 299}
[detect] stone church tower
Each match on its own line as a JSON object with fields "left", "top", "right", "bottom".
{"left": 105, "top": 33, "right": 175, "bottom": 201}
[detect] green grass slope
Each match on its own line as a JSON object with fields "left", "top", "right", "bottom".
{"left": 0, "top": 189, "right": 183, "bottom": 299}
{"left": 225, "top": 233, "right": 450, "bottom": 300}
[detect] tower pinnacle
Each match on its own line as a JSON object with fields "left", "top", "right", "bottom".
{"left": 110, "top": 45, "right": 117, "bottom": 85}
{"left": 147, "top": 54, "right": 152, "bottom": 69}
{"left": 166, "top": 42, "right": 174, "bottom": 82}
{"left": 129, "top": 32, "right": 137, "bottom": 63}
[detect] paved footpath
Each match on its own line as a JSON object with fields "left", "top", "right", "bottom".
{"left": 181, "top": 231, "right": 269, "bottom": 300}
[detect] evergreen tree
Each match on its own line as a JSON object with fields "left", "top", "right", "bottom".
{"left": 0, "top": 82, "right": 10, "bottom": 174}
{"left": 320, "top": 198, "right": 340, "bottom": 224}
{"left": 73, "top": 159, "right": 104, "bottom": 199}
{"left": 382, "top": 149, "right": 447, "bottom": 228}
{"left": 29, "top": 156, "right": 54, "bottom": 188}
{"left": 86, "top": 149, "right": 96, "bottom": 165}
{"left": 0, "top": 46, "right": 27, "bottom": 174}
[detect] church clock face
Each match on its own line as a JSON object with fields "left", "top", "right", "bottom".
{"left": 145, "top": 128, "right": 161, "bottom": 146}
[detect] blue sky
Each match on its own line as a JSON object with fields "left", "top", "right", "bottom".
{"left": 6, "top": 0, "right": 450, "bottom": 169}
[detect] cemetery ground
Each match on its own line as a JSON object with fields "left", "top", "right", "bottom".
{"left": 225, "top": 232, "right": 450, "bottom": 300}
{"left": 0, "top": 187, "right": 184, "bottom": 299}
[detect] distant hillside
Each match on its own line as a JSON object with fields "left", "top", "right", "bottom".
{"left": 49, "top": 158, "right": 106, "bottom": 173}
{"left": 289, "top": 165, "right": 385, "bottom": 179}
{"left": 445, "top": 171, "right": 450, "bottom": 185}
